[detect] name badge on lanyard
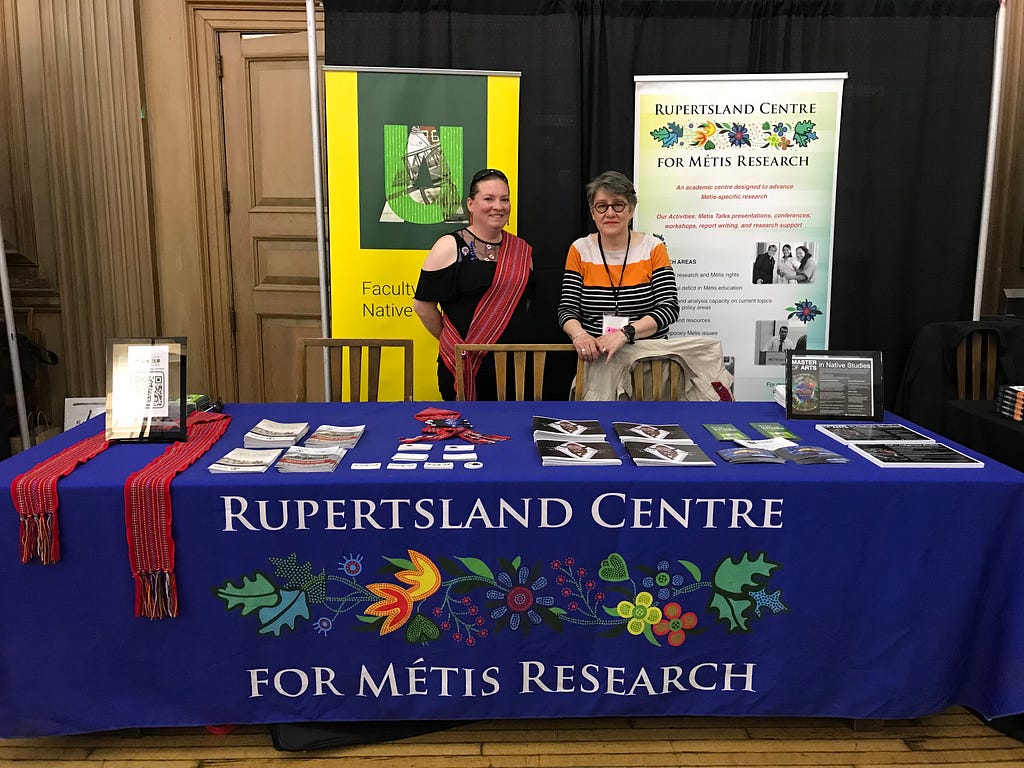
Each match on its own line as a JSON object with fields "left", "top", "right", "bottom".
{"left": 603, "top": 315, "right": 629, "bottom": 335}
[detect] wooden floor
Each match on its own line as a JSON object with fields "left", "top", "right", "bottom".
{"left": 1, "top": 707, "right": 1023, "bottom": 767}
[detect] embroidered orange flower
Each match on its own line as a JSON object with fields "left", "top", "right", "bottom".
{"left": 365, "top": 583, "right": 414, "bottom": 635}
{"left": 693, "top": 121, "right": 716, "bottom": 147}
{"left": 395, "top": 549, "right": 441, "bottom": 602}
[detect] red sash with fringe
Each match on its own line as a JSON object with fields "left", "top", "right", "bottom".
{"left": 13, "top": 432, "right": 112, "bottom": 564}
{"left": 438, "top": 232, "right": 531, "bottom": 400}
{"left": 124, "top": 411, "right": 231, "bottom": 619}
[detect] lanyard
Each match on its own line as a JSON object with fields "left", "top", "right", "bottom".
{"left": 596, "top": 231, "right": 631, "bottom": 315}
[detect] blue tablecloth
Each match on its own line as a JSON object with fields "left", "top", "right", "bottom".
{"left": 1, "top": 401, "right": 1023, "bottom": 737}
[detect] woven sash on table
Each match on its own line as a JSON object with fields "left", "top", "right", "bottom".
{"left": 12, "top": 411, "right": 231, "bottom": 619}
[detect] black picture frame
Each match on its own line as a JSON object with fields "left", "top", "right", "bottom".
{"left": 105, "top": 337, "right": 188, "bottom": 442}
{"left": 785, "top": 350, "right": 884, "bottom": 422}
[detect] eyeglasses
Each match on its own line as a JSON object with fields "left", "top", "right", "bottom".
{"left": 592, "top": 200, "right": 628, "bottom": 214}
{"left": 471, "top": 168, "right": 508, "bottom": 184}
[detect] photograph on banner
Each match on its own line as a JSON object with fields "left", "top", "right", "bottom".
{"left": 634, "top": 74, "right": 845, "bottom": 401}
{"left": 324, "top": 67, "right": 521, "bottom": 399}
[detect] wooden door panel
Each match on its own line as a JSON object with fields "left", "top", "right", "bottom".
{"left": 221, "top": 30, "right": 324, "bottom": 403}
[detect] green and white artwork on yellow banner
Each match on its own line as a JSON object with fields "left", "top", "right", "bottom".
{"left": 634, "top": 74, "right": 846, "bottom": 402}
{"left": 325, "top": 67, "right": 520, "bottom": 400}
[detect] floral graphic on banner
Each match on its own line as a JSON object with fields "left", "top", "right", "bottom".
{"left": 786, "top": 299, "right": 824, "bottom": 324}
{"left": 214, "top": 549, "right": 787, "bottom": 646}
{"left": 650, "top": 120, "right": 818, "bottom": 151}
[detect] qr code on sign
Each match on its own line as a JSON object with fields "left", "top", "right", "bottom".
{"left": 131, "top": 371, "right": 166, "bottom": 410}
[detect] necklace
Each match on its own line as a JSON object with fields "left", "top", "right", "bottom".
{"left": 466, "top": 229, "right": 502, "bottom": 261}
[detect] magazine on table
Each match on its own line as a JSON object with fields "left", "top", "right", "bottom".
{"left": 623, "top": 441, "right": 715, "bottom": 467}
{"left": 814, "top": 423, "right": 933, "bottom": 445}
{"left": 209, "top": 447, "right": 282, "bottom": 473}
{"left": 848, "top": 441, "right": 984, "bottom": 468}
{"left": 536, "top": 439, "right": 621, "bottom": 466}
{"left": 532, "top": 416, "right": 607, "bottom": 442}
{"left": 304, "top": 424, "right": 365, "bottom": 450}
{"left": 243, "top": 419, "right": 310, "bottom": 449}
{"left": 276, "top": 445, "right": 347, "bottom": 473}
{"left": 717, "top": 447, "right": 787, "bottom": 464}
{"left": 749, "top": 422, "right": 800, "bottom": 440}
{"left": 773, "top": 445, "right": 850, "bottom": 464}
{"left": 613, "top": 422, "right": 694, "bottom": 444}
{"left": 704, "top": 423, "right": 752, "bottom": 441}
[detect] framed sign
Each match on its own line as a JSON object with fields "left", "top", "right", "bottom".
{"left": 785, "top": 350, "right": 884, "bottom": 421}
{"left": 105, "top": 338, "right": 187, "bottom": 442}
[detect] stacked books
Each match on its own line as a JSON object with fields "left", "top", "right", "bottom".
{"left": 209, "top": 447, "right": 282, "bottom": 473}
{"left": 532, "top": 416, "right": 621, "bottom": 466}
{"left": 996, "top": 385, "right": 1024, "bottom": 422}
{"left": 243, "top": 419, "right": 309, "bottom": 449}
{"left": 613, "top": 422, "right": 715, "bottom": 467}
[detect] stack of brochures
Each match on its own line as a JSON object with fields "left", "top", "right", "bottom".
{"left": 718, "top": 433, "right": 848, "bottom": 465}
{"left": 996, "top": 385, "right": 1024, "bottom": 423}
{"left": 185, "top": 393, "right": 212, "bottom": 414}
{"left": 276, "top": 445, "right": 346, "bottom": 473}
{"left": 774, "top": 384, "right": 787, "bottom": 408}
{"left": 532, "top": 415, "right": 621, "bottom": 466}
{"left": 209, "top": 447, "right": 282, "bottom": 473}
{"left": 612, "top": 422, "right": 715, "bottom": 467}
{"left": 243, "top": 419, "right": 309, "bottom": 449}
{"left": 815, "top": 422, "right": 984, "bottom": 468}
{"left": 304, "top": 424, "right": 366, "bottom": 450}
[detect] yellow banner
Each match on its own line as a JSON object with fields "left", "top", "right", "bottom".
{"left": 325, "top": 68, "right": 521, "bottom": 400}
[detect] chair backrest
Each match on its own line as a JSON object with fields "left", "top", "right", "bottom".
{"left": 295, "top": 338, "right": 414, "bottom": 402}
{"left": 629, "top": 357, "right": 687, "bottom": 401}
{"left": 453, "top": 343, "right": 584, "bottom": 401}
{"left": 956, "top": 328, "right": 999, "bottom": 400}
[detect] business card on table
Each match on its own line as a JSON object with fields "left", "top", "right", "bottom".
{"left": 350, "top": 462, "right": 382, "bottom": 470}
{"left": 703, "top": 423, "right": 751, "bottom": 441}
{"left": 390, "top": 452, "right": 430, "bottom": 461}
{"left": 444, "top": 452, "right": 479, "bottom": 462}
{"left": 424, "top": 462, "right": 455, "bottom": 470}
{"left": 386, "top": 462, "right": 417, "bottom": 470}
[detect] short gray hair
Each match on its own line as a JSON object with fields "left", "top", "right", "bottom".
{"left": 585, "top": 171, "right": 637, "bottom": 208}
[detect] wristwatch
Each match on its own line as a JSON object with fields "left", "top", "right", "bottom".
{"left": 621, "top": 324, "right": 636, "bottom": 344}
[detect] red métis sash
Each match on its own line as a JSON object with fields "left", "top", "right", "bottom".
{"left": 13, "top": 432, "right": 112, "bottom": 564}
{"left": 13, "top": 411, "right": 231, "bottom": 619}
{"left": 124, "top": 411, "right": 231, "bottom": 618}
{"left": 438, "top": 232, "right": 531, "bottom": 400}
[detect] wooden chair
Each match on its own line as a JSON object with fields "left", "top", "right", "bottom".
{"left": 628, "top": 357, "right": 687, "bottom": 401}
{"left": 295, "top": 338, "right": 414, "bottom": 402}
{"left": 955, "top": 328, "right": 999, "bottom": 400}
{"left": 453, "top": 343, "right": 584, "bottom": 401}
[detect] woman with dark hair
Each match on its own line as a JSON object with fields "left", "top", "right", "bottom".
{"left": 795, "top": 245, "right": 817, "bottom": 284}
{"left": 557, "top": 171, "right": 679, "bottom": 363}
{"left": 413, "top": 168, "right": 535, "bottom": 400}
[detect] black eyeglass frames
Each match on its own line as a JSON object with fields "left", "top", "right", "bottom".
{"left": 592, "top": 201, "right": 628, "bottom": 214}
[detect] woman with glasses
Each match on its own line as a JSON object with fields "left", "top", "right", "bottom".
{"left": 413, "top": 168, "right": 535, "bottom": 400}
{"left": 557, "top": 171, "right": 679, "bottom": 363}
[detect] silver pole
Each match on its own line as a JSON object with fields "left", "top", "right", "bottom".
{"left": 0, "top": 215, "right": 31, "bottom": 450}
{"left": 973, "top": 3, "right": 1006, "bottom": 319}
{"left": 306, "top": 0, "right": 332, "bottom": 401}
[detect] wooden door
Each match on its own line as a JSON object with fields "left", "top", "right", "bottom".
{"left": 220, "top": 31, "right": 326, "bottom": 402}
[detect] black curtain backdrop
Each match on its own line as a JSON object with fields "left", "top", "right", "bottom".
{"left": 323, "top": 0, "right": 999, "bottom": 406}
